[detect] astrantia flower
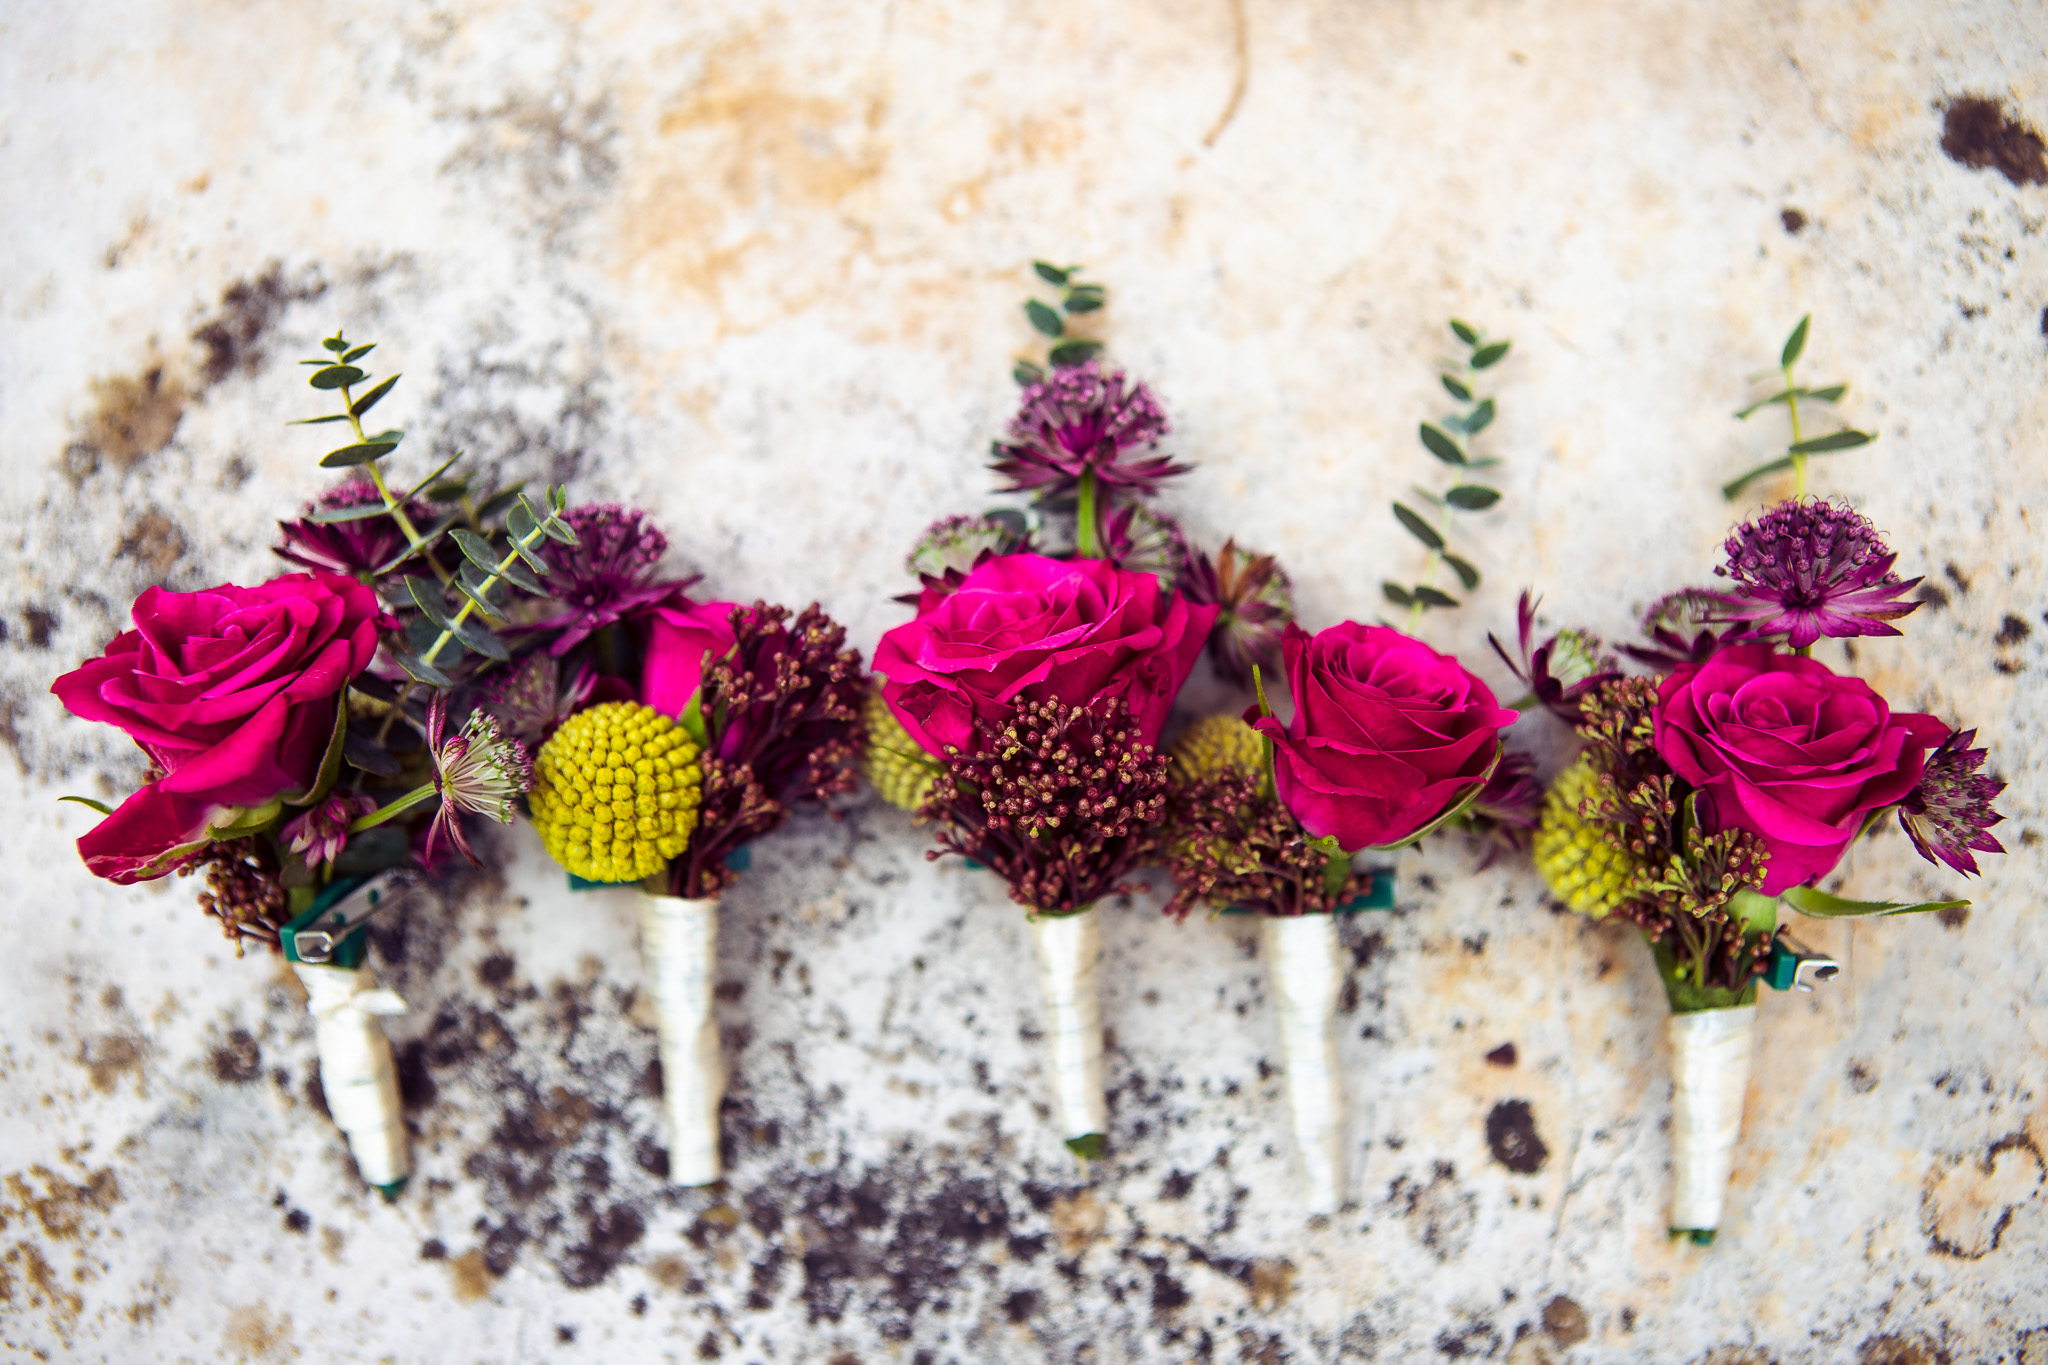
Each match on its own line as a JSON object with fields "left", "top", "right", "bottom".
{"left": 1621, "top": 588, "right": 1735, "bottom": 671}
{"left": 990, "top": 361, "right": 1188, "bottom": 501}
{"left": 1102, "top": 504, "right": 1189, "bottom": 589}
{"left": 1899, "top": 727, "right": 2007, "bottom": 876}
{"left": 1711, "top": 498, "right": 1921, "bottom": 649}
{"left": 897, "top": 514, "right": 1029, "bottom": 607}
{"left": 1466, "top": 749, "right": 1543, "bottom": 867}
{"left": 274, "top": 479, "right": 427, "bottom": 578}
{"left": 1181, "top": 540, "right": 1294, "bottom": 689}
{"left": 1488, "top": 591, "right": 1620, "bottom": 721}
{"left": 537, "top": 504, "right": 696, "bottom": 655}
{"left": 424, "top": 694, "right": 534, "bottom": 866}
{"left": 282, "top": 792, "right": 380, "bottom": 871}
{"left": 476, "top": 652, "right": 595, "bottom": 748}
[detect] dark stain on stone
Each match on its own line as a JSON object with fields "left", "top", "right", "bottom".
{"left": 1460, "top": 933, "right": 1487, "bottom": 955}
{"left": 1915, "top": 583, "right": 1950, "bottom": 611}
{"left": 1846, "top": 1060, "right": 1879, "bottom": 1094}
{"left": 1349, "top": 929, "right": 1386, "bottom": 970}
{"left": 697, "top": 1330, "right": 722, "bottom": 1359}
{"left": 119, "top": 509, "right": 187, "bottom": 577}
{"left": 1484, "top": 1042, "right": 1517, "bottom": 1068}
{"left": 1936, "top": 905, "right": 1971, "bottom": 931}
{"left": 1996, "top": 614, "right": 2031, "bottom": 646}
{"left": 23, "top": 607, "right": 58, "bottom": 650}
{"left": 1781, "top": 208, "right": 1807, "bottom": 234}
{"left": 1858, "top": 1331, "right": 1950, "bottom": 1365}
{"left": 1543, "top": 1295, "right": 1589, "bottom": 1345}
{"left": 478, "top": 953, "right": 516, "bottom": 988}
{"left": 1485, "top": 1100, "right": 1548, "bottom": 1174}
{"left": 395, "top": 1039, "right": 438, "bottom": 1111}
{"left": 421, "top": 1238, "right": 447, "bottom": 1260}
{"left": 192, "top": 264, "right": 327, "bottom": 386}
{"left": 210, "top": 1029, "right": 261, "bottom": 1084}
{"left": 482, "top": 1218, "right": 529, "bottom": 1276}
{"left": 1150, "top": 1265, "right": 1190, "bottom": 1313}
{"left": 1435, "top": 1319, "right": 1501, "bottom": 1358}
{"left": 1944, "top": 563, "right": 1970, "bottom": 595}
{"left": 305, "top": 1071, "right": 329, "bottom": 1119}
{"left": 555, "top": 1324, "right": 577, "bottom": 1344}
{"left": 1940, "top": 96, "right": 2048, "bottom": 187}
{"left": 1160, "top": 1169, "right": 1195, "bottom": 1200}
{"left": 560, "top": 1204, "right": 646, "bottom": 1289}
{"left": 284, "top": 1207, "right": 311, "bottom": 1234}
{"left": 74, "top": 367, "right": 186, "bottom": 473}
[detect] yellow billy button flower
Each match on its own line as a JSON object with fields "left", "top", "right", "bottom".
{"left": 1533, "top": 754, "right": 1648, "bottom": 919}
{"left": 862, "top": 689, "right": 940, "bottom": 813}
{"left": 1170, "top": 713, "right": 1266, "bottom": 780}
{"left": 530, "top": 701, "right": 703, "bottom": 883}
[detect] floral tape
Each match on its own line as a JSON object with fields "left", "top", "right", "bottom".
{"left": 293, "top": 961, "right": 409, "bottom": 1192}
{"left": 640, "top": 894, "right": 725, "bottom": 1187}
{"left": 1668, "top": 1003, "right": 1756, "bottom": 1232}
{"left": 1031, "top": 908, "right": 1107, "bottom": 1152}
{"left": 1264, "top": 914, "right": 1345, "bottom": 1212}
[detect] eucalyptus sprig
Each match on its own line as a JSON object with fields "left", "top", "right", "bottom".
{"left": 1013, "top": 261, "right": 1106, "bottom": 384}
{"left": 1721, "top": 315, "right": 1874, "bottom": 500}
{"left": 1384, "top": 319, "right": 1511, "bottom": 630}
{"left": 292, "top": 332, "right": 579, "bottom": 690}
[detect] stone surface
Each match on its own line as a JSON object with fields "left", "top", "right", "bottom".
{"left": 2, "top": 2, "right": 2045, "bottom": 1361}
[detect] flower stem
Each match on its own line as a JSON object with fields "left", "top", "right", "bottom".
{"left": 1783, "top": 360, "right": 1806, "bottom": 499}
{"left": 418, "top": 523, "right": 551, "bottom": 668}
{"left": 1075, "top": 469, "right": 1102, "bottom": 559}
{"left": 348, "top": 782, "right": 437, "bottom": 833}
{"left": 1404, "top": 505, "right": 1455, "bottom": 634}
{"left": 335, "top": 376, "right": 452, "bottom": 587}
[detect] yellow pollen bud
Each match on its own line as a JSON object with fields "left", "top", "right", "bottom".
{"left": 1170, "top": 713, "right": 1266, "bottom": 780}
{"left": 529, "top": 701, "right": 703, "bottom": 884}
{"left": 862, "top": 688, "right": 941, "bottom": 813}
{"left": 1533, "top": 755, "right": 1649, "bottom": 919}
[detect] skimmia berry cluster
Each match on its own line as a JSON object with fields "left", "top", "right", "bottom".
{"left": 920, "top": 697, "right": 1171, "bottom": 916}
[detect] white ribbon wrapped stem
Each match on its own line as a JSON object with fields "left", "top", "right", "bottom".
{"left": 639, "top": 894, "right": 725, "bottom": 1186}
{"left": 1264, "top": 913, "right": 1345, "bottom": 1213}
{"left": 1030, "top": 907, "right": 1106, "bottom": 1155}
{"left": 293, "top": 961, "right": 409, "bottom": 1192}
{"left": 1668, "top": 1003, "right": 1757, "bottom": 1233}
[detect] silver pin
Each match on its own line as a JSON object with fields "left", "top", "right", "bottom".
{"left": 1779, "top": 932, "right": 1841, "bottom": 993}
{"left": 294, "top": 871, "right": 417, "bottom": 964}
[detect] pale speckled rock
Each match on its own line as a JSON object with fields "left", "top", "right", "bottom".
{"left": 2, "top": 2, "right": 2045, "bottom": 1361}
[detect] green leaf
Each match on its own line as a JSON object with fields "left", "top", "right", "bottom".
{"left": 496, "top": 557, "right": 545, "bottom": 596}
{"left": 1780, "top": 315, "right": 1810, "bottom": 368}
{"left": 395, "top": 651, "right": 454, "bottom": 688}
{"left": 207, "top": 799, "right": 284, "bottom": 840}
{"left": 1413, "top": 585, "right": 1459, "bottom": 608}
{"left": 1445, "top": 484, "right": 1501, "bottom": 510}
{"left": 676, "top": 691, "right": 709, "bottom": 747}
{"left": 1788, "top": 428, "right": 1873, "bottom": 454}
{"left": 322, "top": 336, "right": 350, "bottom": 354}
{"left": 319, "top": 435, "right": 402, "bottom": 468}
{"left": 475, "top": 486, "right": 523, "bottom": 521}
{"left": 1381, "top": 582, "right": 1415, "bottom": 607}
{"left": 1063, "top": 285, "right": 1106, "bottom": 314}
{"left": 341, "top": 343, "right": 375, "bottom": 364}
{"left": 1393, "top": 501, "right": 1443, "bottom": 549}
{"left": 349, "top": 373, "right": 400, "bottom": 418}
{"left": 309, "top": 364, "right": 367, "bottom": 391}
{"left": 406, "top": 576, "right": 455, "bottom": 630}
{"left": 506, "top": 502, "right": 538, "bottom": 543}
{"left": 1803, "top": 384, "right": 1846, "bottom": 402}
{"left": 1048, "top": 339, "right": 1102, "bottom": 368}
{"left": 1449, "top": 319, "right": 1479, "bottom": 345}
{"left": 452, "top": 571, "right": 510, "bottom": 623}
{"left": 1721, "top": 455, "right": 1795, "bottom": 500}
{"left": 58, "top": 794, "right": 116, "bottom": 815}
{"left": 1470, "top": 341, "right": 1511, "bottom": 369}
{"left": 1441, "top": 374, "right": 1472, "bottom": 401}
{"left": 451, "top": 528, "right": 500, "bottom": 573}
{"left": 1419, "top": 423, "right": 1466, "bottom": 465}
{"left": 343, "top": 732, "right": 401, "bottom": 777}
{"left": 1033, "top": 260, "right": 1071, "bottom": 285}
{"left": 453, "top": 620, "right": 509, "bottom": 663}
{"left": 1024, "top": 299, "right": 1064, "bottom": 337}
{"left": 307, "top": 501, "right": 394, "bottom": 524}
{"left": 288, "top": 413, "right": 353, "bottom": 426}
{"left": 1442, "top": 553, "right": 1479, "bottom": 590}
{"left": 1733, "top": 387, "right": 1797, "bottom": 420}
{"left": 1464, "top": 397, "right": 1495, "bottom": 434}
{"left": 1013, "top": 360, "right": 1045, "bottom": 386}
{"left": 1780, "top": 885, "right": 1969, "bottom": 919}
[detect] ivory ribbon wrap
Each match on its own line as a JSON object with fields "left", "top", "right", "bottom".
{"left": 293, "top": 962, "right": 409, "bottom": 1190}
{"left": 1668, "top": 1004, "right": 1757, "bottom": 1232}
{"left": 639, "top": 894, "right": 724, "bottom": 1186}
{"left": 1263, "top": 914, "right": 1345, "bottom": 1213}
{"left": 1030, "top": 908, "right": 1106, "bottom": 1150}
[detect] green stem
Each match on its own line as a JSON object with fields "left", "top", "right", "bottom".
{"left": 335, "top": 376, "right": 452, "bottom": 586}
{"left": 1404, "top": 506, "right": 1455, "bottom": 634}
{"left": 1783, "top": 361, "right": 1806, "bottom": 499}
{"left": 418, "top": 521, "right": 551, "bottom": 667}
{"left": 348, "top": 782, "right": 437, "bottom": 832}
{"left": 1075, "top": 469, "right": 1102, "bottom": 559}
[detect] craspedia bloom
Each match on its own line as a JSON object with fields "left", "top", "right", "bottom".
{"left": 863, "top": 688, "right": 939, "bottom": 812}
{"left": 1711, "top": 498, "right": 1921, "bottom": 649}
{"left": 530, "top": 702, "right": 703, "bottom": 883}
{"left": 1170, "top": 714, "right": 1265, "bottom": 780}
{"left": 1533, "top": 755, "right": 1649, "bottom": 919}
{"left": 1899, "top": 727, "right": 2006, "bottom": 876}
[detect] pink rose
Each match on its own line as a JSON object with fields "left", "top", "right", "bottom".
{"left": 640, "top": 599, "right": 740, "bottom": 721}
{"left": 1653, "top": 643, "right": 1947, "bottom": 894}
{"left": 1249, "top": 623, "right": 1517, "bottom": 852}
{"left": 52, "top": 574, "right": 386, "bottom": 883}
{"left": 874, "top": 553, "right": 1215, "bottom": 756}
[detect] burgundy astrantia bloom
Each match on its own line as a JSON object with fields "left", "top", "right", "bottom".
{"left": 1488, "top": 591, "right": 1621, "bottom": 722}
{"left": 282, "top": 792, "right": 379, "bottom": 870}
{"left": 1621, "top": 588, "right": 1736, "bottom": 672}
{"left": 274, "top": 479, "right": 428, "bottom": 578}
{"left": 896, "top": 515, "right": 1030, "bottom": 607}
{"left": 1711, "top": 499, "right": 1921, "bottom": 649}
{"left": 537, "top": 504, "right": 696, "bottom": 655}
{"left": 476, "top": 651, "right": 595, "bottom": 747}
{"left": 1466, "top": 749, "right": 1543, "bottom": 867}
{"left": 423, "top": 694, "right": 533, "bottom": 866}
{"left": 1899, "top": 727, "right": 2006, "bottom": 876}
{"left": 1102, "top": 504, "right": 1189, "bottom": 589}
{"left": 990, "top": 361, "right": 1188, "bottom": 501}
{"left": 1181, "top": 540, "right": 1294, "bottom": 689}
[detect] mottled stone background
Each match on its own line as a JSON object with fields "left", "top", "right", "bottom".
{"left": 2, "top": 2, "right": 2045, "bottom": 1362}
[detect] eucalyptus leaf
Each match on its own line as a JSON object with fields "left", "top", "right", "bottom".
{"left": 1780, "top": 885, "right": 1968, "bottom": 919}
{"left": 1721, "top": 455, "right": 1795, "bottom": 500}
{"left": 1470, "top": 341, "right": 1511, "bottom": 369}
{"left": 343, "top": 732, "right": 402, "bottom": 777}
{"left": 496, "top": 558, "right": 545, "bottom": 596}
{"left": 1733, "top": 388, "right": 1797, "bottom": 420}
{"left": 1419, "top": 423, "right": 1466, "bottom": 465}
{"left": 1025, "top": 299, "right": 1065, "bottom": 338}
{"left": 349, "top": 373, "right": 400, "bottom": 418}
{"left": 322, "top": 336, "right": 350, "bottom": 354}
{"left": 1033, "top": 261, "right": 1071, "bottom": 285}
{"left": 1393, "top": 502, "right": 1444, "bottom": 549}
{"left": 1788, "top": 429, "right": 1872, "bottom": 454}
{"left": 309, "top": 364, "right": 367, "bottom": 391}
{"left": 1449, "top": 319, "right": 1479, "bottom": 345}
{"left": 424, "top": 481, "right": 469, "bottom": 503}
{"left": 306, "top": 502, "right": 394, "bottom": 525}
{"left": 288, "top": 413, "right": 352, "bottom": 426}
{"left": 1464, "top": 397, "right": 1495, "bottom": 434}
{"left": 475, "top": 485, "right": 525, "bottom": 520}
{"left": 1803, "top": 384, "right": 1846, "bottom": 402}
{"left": 342, "top": 343, "right": 376, "bottom": 364}
{"left": 1013, "top": 360, "right": 1046, "bottom": 386}
{"left": 1381, "top": 582, "right": 1415, "bottom": 608}
{"left": 1445, "top": 484, "right": 1501, "bottom": 510}
{"left": 319, "top": 437, "right": 400, "bottom": 468}
{"left": 1413, "top": 585, "right": 1459, "bottom": 608}
{"left": 1780, "top": 315, "right": 1810, "bottom": 368}
{"left": 451, "top": 528, "right": 500, "bottom": 573}
{"left": 58, "top": 794, "right": 116, "bottom": 815}
{"left": 1064, "top": 285, "right": 1105, "bottom": 313}
{"left": 1048, "top": 339, "right": 1102, "bottom": 367}
{"left": 454, "top": 620, "right": 510, "bottom": 663}
{"left": 407, "top": 576, "right": 456, "bottom": 630}
{"left": 1441, "top": 374, "right": 1472, "bottom": 401}
{"left": 395, "top": 650, "right": 454, "bottom": 689}
{"left": 506, "top": 502, "right": 538, "bottom": 543}
{"left": 1442, "top": 552, "right": 1480, "bottom": 590}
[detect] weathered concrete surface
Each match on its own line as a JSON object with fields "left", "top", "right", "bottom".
{"left": 2, "top": 2, "right": 2045, "bottom": 1361}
